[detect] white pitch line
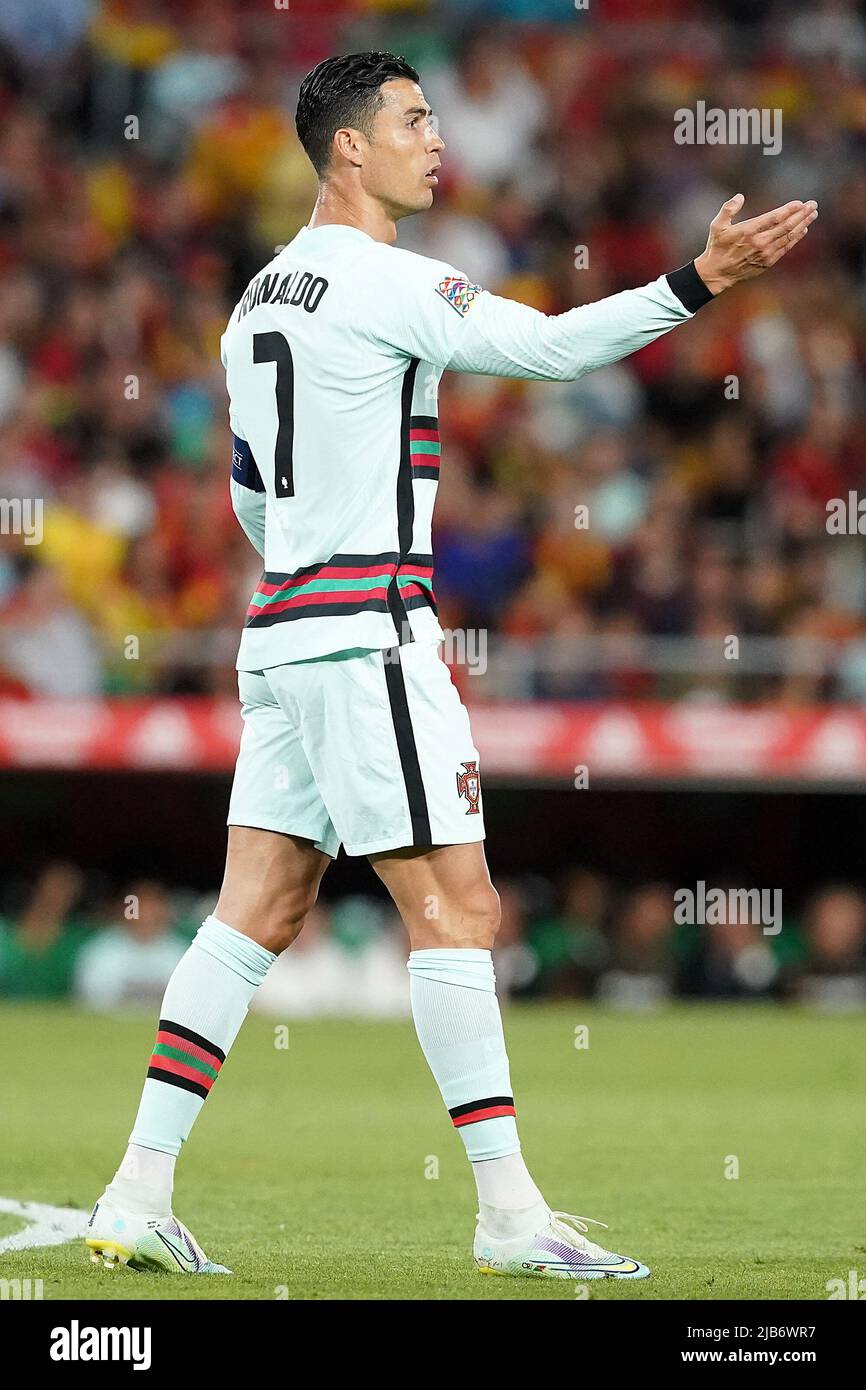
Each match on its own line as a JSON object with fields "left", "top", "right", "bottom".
{"left": 0, "top": 1197, "right": 89, "bottom": 1253}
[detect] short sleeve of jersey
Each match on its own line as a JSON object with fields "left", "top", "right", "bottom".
{"left": 363, "top": 246, "right": 485, "bottom": 369}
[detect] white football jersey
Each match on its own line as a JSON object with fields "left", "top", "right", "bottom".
{"left": 221, "top": 223, "right": 708, "bottom": 671}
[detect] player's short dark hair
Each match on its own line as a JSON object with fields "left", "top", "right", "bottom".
{"left": 295, "top": 51, "right": 421, "bottom": 177}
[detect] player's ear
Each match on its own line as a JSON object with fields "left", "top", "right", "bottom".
{"left": 332, "top": 126, "right": 365, "bottom": 169}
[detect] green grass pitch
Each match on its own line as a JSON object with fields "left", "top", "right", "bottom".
{"left": 0, "top": 1002, "right": 863, "bottom": 1300}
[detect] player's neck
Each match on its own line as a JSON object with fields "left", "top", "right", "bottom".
{"left": 307, "top": 187, "right": 398, "bottom": 245}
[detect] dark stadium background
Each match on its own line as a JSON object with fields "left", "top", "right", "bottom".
{"left": 2, "top": 0, "right": 866, "bottom": 1012}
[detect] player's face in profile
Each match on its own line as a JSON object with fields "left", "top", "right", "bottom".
{"left": 364, "top": 78, "right": 444, "bottom": 217}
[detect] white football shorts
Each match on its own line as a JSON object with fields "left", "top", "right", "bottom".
{"left": 226, "top": 641, "right": 485, "bottom": 857}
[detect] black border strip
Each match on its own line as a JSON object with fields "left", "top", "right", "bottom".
{"left": 383, "top": 647, "right": 431, "bottom": 845}
{"left": 402, "top": 592, "right": 437, "bottom": 613}
{"left": 146, "top": 1067, "right": 211, "bottom": 1100}
{"left": 159, "top": 1019, "right": 226, "bottom": 1064}
{"left": 246, "top": 598, "right": 391, "bottom": 628}
{"left": 387, "top": 358, "right": 421, "bottom": 644}
{"left": 448, "top": 1096, "right": 515, "bottom": 1120}
{"left": 260, "top": 552, "right": 399, "bottom": 585}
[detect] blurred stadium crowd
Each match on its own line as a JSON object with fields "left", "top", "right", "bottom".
{"left": 1, "top": 1, "right": 866, "bottom": 701}
{"left": 2, "top": 861, "right": 865, "bottom": 1014}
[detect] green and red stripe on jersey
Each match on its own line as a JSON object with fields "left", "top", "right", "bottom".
{"left": 448, "top": 1096, "right": 516, "bottom": 1128}
{"left": 246, "top": 552, "right": 397, "bottom": 626}
{"left": 246, "top": 552, "right": 436, "bottom": 626}
{"left": 409, "top": 415, "right": 440, "bottom": 481}
{"left": 147, "top": 1020, "right": 226, "bottom": 1100}
{"left": 396, "top": 554, "right": 437, "bottom": 612}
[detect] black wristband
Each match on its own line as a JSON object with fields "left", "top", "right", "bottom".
{"left": 666, "top": 261, "right": 715, "bottom": 313}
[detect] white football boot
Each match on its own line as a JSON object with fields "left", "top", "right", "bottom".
{"left": 474, "top": 1210, "right": 650, "bottom": 1280}
{"left": 85, "top": 1192, "right": 231, "bottom": 1274}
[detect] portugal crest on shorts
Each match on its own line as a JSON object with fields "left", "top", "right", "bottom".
{"left": 456, "top": 760, "right": 481, "bottom": 814}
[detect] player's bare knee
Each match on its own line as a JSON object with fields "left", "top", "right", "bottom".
{"left": 422, "top": 885, "right": 501, "bottom": 949}
{"left": 219, "top": 879, "right": 320, "bottom": 954}
{"left": 471, "top": 886, "right": 502, "bottom": 947}
{"left": 256, "top": 884, "right": 320, "bottom": 953}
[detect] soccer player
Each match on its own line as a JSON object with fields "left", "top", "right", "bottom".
{"left": 86, "top": 52, "right": 817, "bottom": 1280}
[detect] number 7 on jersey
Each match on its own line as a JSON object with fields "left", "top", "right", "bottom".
{"left": 253, "top": 331, "right": 295, "bottom": 498}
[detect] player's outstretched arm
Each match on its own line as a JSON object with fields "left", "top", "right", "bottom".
{"left": 444, "top": 195, "right": 818, "bottom": 383}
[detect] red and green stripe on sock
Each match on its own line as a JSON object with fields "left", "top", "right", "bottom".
{"left": 147, "top": 1020, "right": 226, "bottom": 1101}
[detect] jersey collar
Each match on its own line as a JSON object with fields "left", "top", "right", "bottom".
{"left": 297, "top": 224, "right": 375, "bottom": 244}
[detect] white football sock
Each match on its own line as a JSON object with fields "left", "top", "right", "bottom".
{"left": 407, "top": 949, "right": 521, "bottom": 1159}
{"left": 407, "top": 947, "right": 549, "bottom": 1239}
{"left": 123, "top": 915, "right": 275, "bottom": 1168}
{"left": 472, "top": 1150, "right": 547, "bottom": 1209}
{"left": 473, "top": 1152, "right": 549, "bottom": 1239}
{"left": 107, "top": 1143, "right": 176, "bottom": 1216}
